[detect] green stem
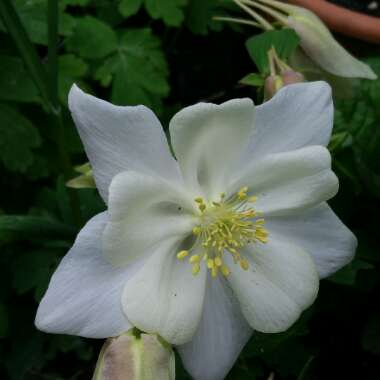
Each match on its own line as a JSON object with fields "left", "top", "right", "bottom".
{"left": 0, "top": 0, "right": 52, "bottom": 110}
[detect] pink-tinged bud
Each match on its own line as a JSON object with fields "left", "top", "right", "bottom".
{"left": 264, "top": 70, "right": 304, "bottom": 99}
{"left": 92, "top": 332, "right": 175, "bottom": 380}
{"left": 281, "top": 70, "right": 305, "bottom": 85}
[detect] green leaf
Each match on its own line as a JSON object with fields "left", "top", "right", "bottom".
{"left": 11, "top": 250, "right": 60, "bottom": 301}
{"left": 58, "top": 54, "right": 88, "bottom": 104}
{"left": 145, "top": 0, "right": 187, "bottom": 26}
{"left": 0, "top": 104, "right": 41, "bottom": 172}
{"left": 328, "top": 259, "right": 374, "bottom": 286}
{"left": 0, "top": 55, "right": 40, "bottom": 103}
{"left": 246, "top": 29, "right": 300, "bottom": 74}
{"left": 185, "top": 0, "right": 221, "bottom": 35}
{"left": 63, "top": 0, "right": 91, "bottom": 5}
{"left": 118, "top": 0, "right": 143, "bottom": 17}
{"left": 95, "top": 28, "right": 169, "bottom": 112}
{"left": 0, "top": 215, "right": 76, "bottom": 244}
{"left": 239, "top": 73, "right": 265, "bottom": 87}
{"left": 0, "top": 0, "right": 76, "bottom": 45}
{"left": 66, "top": 16, "right": 118, "bottom": 59}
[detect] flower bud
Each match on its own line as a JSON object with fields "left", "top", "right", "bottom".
{"left": 264, "top": 74, "right": 284, "bottom": 99}
{"left": 257, "top": 0, "right": 377, "bottom": 80}
{"left": 93, "top": 332, "right": 175, "bottom": 380}
{"left": 66, "top": 162, "right": 96, "bottom": 189}
{"left": 281, "top": 70, "right": 305, "bottom": 85}
{"left": 264, "top": 70, "right": 304, "bottom": 99}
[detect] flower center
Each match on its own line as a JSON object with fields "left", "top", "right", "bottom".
{"left": 176, "top": 186, "right": 268, "bottom": 278}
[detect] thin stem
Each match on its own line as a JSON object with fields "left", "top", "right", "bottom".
{"left": 0, "top": 0, "right": 52, "bottom": 110}
{"left": 213, "top": 16, "right": 264, "bottom": 29}
{"left": 268, "top": 49, "right": 276, "bottom": 76}
{"left": 233, "top": 0, "right": 274, "bottom": 30}
{"left": 272, "top": 47, "right": 292, "bottom": 72}
{"left": 241, "top": 0, "right": 289, "bottom": 25}
{"left": 257, "top": 0, "right": 293, "bottom": 14}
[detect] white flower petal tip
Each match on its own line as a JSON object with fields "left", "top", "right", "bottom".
{"left": 247, "top": 81, "right": 334, "bottom": 158}
{"left": 68, "top": 84, "right": 180, "bottom": 202}
{"left": 266, "top": 203, "right": 357, "bottom": 279}
{"left": 35, "top": 212, "right": 134, "bottom": 338}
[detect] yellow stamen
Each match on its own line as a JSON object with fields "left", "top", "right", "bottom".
{"left": 192, "top": 226, "right": 202, "bottom": 235}
{"left": 207, "top": 258, "right": 214, "bottom": 269}
{"left": 177, "top": 186, "right": 268, "bottom": 278}
{"left": 238, "top": 186, "right": 249, "bottom": 200}
{"left": 221, "top": 265, "right": 230, "bottom": 277}
{"left": 214, "top": 256, "right": 223, "bottom": 267}
{"left": 177, "top": 250, "right": 189, "bottom": 260}
{"left": 192, "top": 263, "right": 200, "bottom": 275}
{"left": 240, "top": 259, "right": 249, "bottom": 271}
{"left": 189, "top": 254, "right": 200, "bottom": 264}
{"left": 248, "top": 195, "right": 258, "bottom": 203}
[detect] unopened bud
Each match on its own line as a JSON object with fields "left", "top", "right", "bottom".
{"left": 264, "top": 75, "right": 284, "bottom": 100}
{"left": 281, "top": 70, "right": 305, "bottom": 85}
{"left": 92, "top": 331, "right": 175, "bottom": 380}
{"left": 264, "top": 70, "right": 304, "bottom": 99}
{"left": 66, "top": 162, "right": 96, "bottom": 189}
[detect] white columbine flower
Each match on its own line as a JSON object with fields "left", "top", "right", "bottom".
{"left": 36, "top": 81, "right": 356, "bottom": 380}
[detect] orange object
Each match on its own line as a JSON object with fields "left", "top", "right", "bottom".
{"left": 287, "top": 0, "right": 380, "bottom": 43}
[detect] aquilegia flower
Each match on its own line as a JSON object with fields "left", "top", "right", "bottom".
{"left": 36, "top": 81, "right": 356, "bottom": 380}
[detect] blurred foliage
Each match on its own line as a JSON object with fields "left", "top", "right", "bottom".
{"left": 0, "top": 1, "right": 380, "bottom": 380}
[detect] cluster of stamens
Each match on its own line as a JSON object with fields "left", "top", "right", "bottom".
{"left": 176, "top": 186, "right": 268, "bottom": 278}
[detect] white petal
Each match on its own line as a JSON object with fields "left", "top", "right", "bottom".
{"left": 121, "top": 240, "right": 207, "bottom": 345}
{"left": 169, "top": 99, "right": 255, "bottom": 198}
{"left": 265, "top": 203, "right": 357, "bottom": 278}
{"left": 227, "top": 238, "right": 319, "bottom": 333}
{"left": 68, "top": 85, "right": 180, "bottom": 202}
{"left": 104, "top": 170, "right": 196, "bottom": 267}
{"left": 35, "top": 212, "right": 139, "bottom": 338}
{"left": 246, "top": 82, "right": 333, "bottom": 159}
{"left": 230, "top": 146, "right": 338, "bottom": 216}
{"left": 178, "top": 277, "right": 252, "bottom": 380}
